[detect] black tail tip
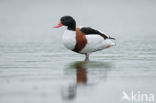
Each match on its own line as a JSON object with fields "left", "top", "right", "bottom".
{"left": 109, "top": 36, "right": 116, "bottom": 40}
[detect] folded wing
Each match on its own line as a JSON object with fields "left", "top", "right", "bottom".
{"left": 80, "top": 27, "right": 115, "bottom": 40}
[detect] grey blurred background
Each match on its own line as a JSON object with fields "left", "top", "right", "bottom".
{"left": 0, "top": 0, "right": 156, "bottom": 43}
{"left": 0, "top": 1, "right": 156, "bottom": 103}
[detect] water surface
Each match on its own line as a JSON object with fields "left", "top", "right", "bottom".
{"left": 0, "top": 0, "right": 156, "bottom": 103}
{"left": 0, "top": 34, "right": 156, "bottom": 103}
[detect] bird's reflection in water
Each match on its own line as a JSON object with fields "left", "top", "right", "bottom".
{"left": 62, "top": 61, "right": 113, "bottom": 100}
{"left": 76, "top": 62, "right": 87, "bottom": 85}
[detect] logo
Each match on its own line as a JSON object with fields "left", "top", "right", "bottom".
{"left": 121, "top": 91, "right": 155, "bottom": 102}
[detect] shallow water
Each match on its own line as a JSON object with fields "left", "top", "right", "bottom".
{"left": 0, "top": 0, "right": 156, "bottom": 103}
{"left": 0, "top": 34, "right": 156, "bottom": 103}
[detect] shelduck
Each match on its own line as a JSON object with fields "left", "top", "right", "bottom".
{"left": 54, "top": 16, "right": 115, "bottom": 61}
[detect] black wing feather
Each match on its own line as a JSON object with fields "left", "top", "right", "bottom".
{"left": 80, "top": 27, "right": 108, "bottom": 39}
{"left": 80, "top": 27, "right": 116, "bottom": 40}
{"left": 80, "top": 27, "right": 103, "bottom": 34}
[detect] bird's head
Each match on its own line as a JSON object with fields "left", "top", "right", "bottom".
{"left": 54, "top": 16, "right": 76, "bottom": 31}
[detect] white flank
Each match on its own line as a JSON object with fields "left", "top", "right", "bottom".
{"left": 80, "top": 34, "right": 115, "bottom": 54}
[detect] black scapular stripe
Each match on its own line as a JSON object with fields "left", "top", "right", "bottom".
{"left": 80, "top": 27, "right": 108, "bottom": 39}
{"left": 80, "top": 27, "right": 116, "bottom": 40}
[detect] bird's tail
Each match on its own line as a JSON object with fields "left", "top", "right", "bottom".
{"left": 108, "top": 36, "right": 116, "bottom": 40}
{"left": 105, "top": 39, "right": 116, "bottom": 48}
{"left": 108, "top": 36, "right": 116, "bottom": 46}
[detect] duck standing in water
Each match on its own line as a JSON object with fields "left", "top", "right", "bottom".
{"left": 54, "top": 16, "right": 115, "bottom": 61}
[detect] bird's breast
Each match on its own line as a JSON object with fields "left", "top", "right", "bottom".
{"left": 72, "top": 28, "right": 87, "bottom": 53}
{"left": 62, "top": 30, "right": 76, "bottom": 50}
